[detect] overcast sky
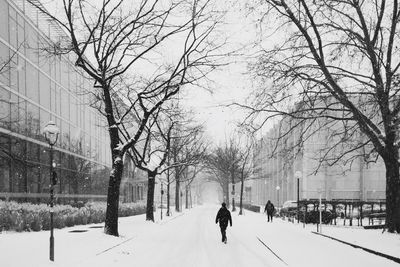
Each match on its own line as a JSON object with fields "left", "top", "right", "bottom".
{"left": 181, "top": 2, "right": 258, "bottom": 144}
{"left": 41, "top": 0, "right": 258, "bottom": 144}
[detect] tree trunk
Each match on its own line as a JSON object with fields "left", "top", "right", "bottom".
{"left": 239, "top": 174, "right": 244, "bottom": 215}
{"left": 167, "top": 168, "right": 170, "bottom": 216}
{"left": 384, "top": 149, "right": 400, "bottom": 233}
{"left": 104, "top": 160, "right": 124, "bottom": 236}
{"left": 224, "top": 181, "right": 229, "bottom": 207}
{"left": 189, "top": 188, "right": 192, "bottom": 208}
{"left": 231, "top": 169, "right": 236, "bottom": 211}
{"left": 167, "top": 181, "right": 170, "bottom": 216}
{"left": 146, "top": 171, "right": 156, "bottom": 221}
{"left": 232, "top": 183, "right": 236, "bottom": 212}
{"left": 175, "top": 168, "right": 180, "bottom": 212}
{"left": 185, "top": 187, "right": 189, "bottom": 209}
{"left": 103, "top": 85, "right": 124, "bottom": 236}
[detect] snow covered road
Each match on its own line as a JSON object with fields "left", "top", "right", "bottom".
{"left": 70, "top": 205, "right": 399, "bottom": 267}
{"left": 2, "top": 204, "right": 400, "bottom": 267}
{"left": 76, "top": 205, "right": 283, "bottom": 267}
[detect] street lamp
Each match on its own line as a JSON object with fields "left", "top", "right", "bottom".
{"left": 160, "top": 181, "right": 164, "bottom": 220}
{"left": 276, "top": 185, "right": 280, "bottom": 210}
{"left": 180, "top": 191, "right": 183, "bottom": 212}
{"left": 295, "top": 171, "right": 302, "bottom": 223}
{"left": 317, "top": 188, "right": 323, "bottom": 233}
{"left": 43, "top": 121, "right": 59, "bottom": 262}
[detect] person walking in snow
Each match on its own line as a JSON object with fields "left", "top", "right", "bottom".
{"left": 215, "top": 202, "right": 232, "bottom": 243}
{"left": 264, "top": 200, "right": 275, "bottom": 222}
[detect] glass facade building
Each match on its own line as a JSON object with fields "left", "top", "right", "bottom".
{"left": 0, "top": 0, "right": 147, "bottom": 202}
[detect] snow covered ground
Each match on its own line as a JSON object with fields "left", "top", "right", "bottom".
{"left": 1, "top": 204, "right": 399, "bottom": 267}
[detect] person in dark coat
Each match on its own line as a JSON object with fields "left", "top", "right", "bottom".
{"left": 264, "top": 200, "right": 275, "bottom": 222}
{"left": 215, "top": 202, "right": 232, "bottom": 243}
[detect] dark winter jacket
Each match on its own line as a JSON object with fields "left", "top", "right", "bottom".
{"left": 264, "top": 202, "right": 275, "bottom": 214}
{"left": 215, "top": 207, "right": 232, "bottom": 227}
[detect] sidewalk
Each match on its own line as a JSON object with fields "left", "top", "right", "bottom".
{"left": 313, "top": 224, "right": 400, "bottom": 258}
{"left": 270, "top": 215, "right": 400, "bottom": 259}
{"left": 242, "top": 211, "right": 400, "bottom": 267}
{"left": 0, "top": 209, "right": 182, "bottom": 267}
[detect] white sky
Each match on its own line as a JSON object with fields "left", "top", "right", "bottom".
{"left": 180, "top": 2, "right": 258, "bottom": 143}
{"left": 181, "top": 66, "right": 252, "bottom": 144}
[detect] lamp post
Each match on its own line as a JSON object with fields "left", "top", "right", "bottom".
{"left": 276, "top": 185, "right": 280, "bottom": 211}
{"left": 180, "top": 191, "right": 183, "bottom": 212}
{"left": 317, "top": 188, "right": 323, "bottom": 233}
{"left": 295, "top": 171, "right": 302, "bottom": 223}
{"left": 43, "top": 121, "right": 59, "bottom": 262}
{"left": 161, "top": 182, "right": 164, "bottom": 220}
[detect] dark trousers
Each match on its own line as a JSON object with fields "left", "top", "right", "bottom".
{"left": 220, "top": 224, "right": 227, "bottom": 242}
{"left": 267, "top": 212, "right": 273, "bottom": 222}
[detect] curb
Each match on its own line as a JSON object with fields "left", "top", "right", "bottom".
{"left": 312, "top": 231, "right": 400, "bottom": 264}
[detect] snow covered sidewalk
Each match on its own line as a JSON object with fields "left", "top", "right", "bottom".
{"left": 0, "top": 210, "right": 181, "bottom": 267}
{"left": 275, "top": 216, "right": 400, "bottom": 260}
{"left": 309, "top": 222, "right": 400, "bottom": 259}
{"left": 1, "top": 205, "right": 400, "bottom": 267}
{"left": 248, "top": 213, "right": 400, "bottom": 267}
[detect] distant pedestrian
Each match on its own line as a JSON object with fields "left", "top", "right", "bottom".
{"left": 264, "top": 200, "right": 275, "bottom": 222}
{"left": 215, "top": 202, "right": 232, "bottom": 243}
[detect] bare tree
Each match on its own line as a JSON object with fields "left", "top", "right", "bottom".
{"left": 167, "top": 109, "right": 208, "bottom": 212}
{"left": 237, "top": 136, "right": 253, "bottom": 215}
{"left": 183, "top": 165, "right": 205, "bottom": 209}
{"left": 241, "top": 1, "right": 400, "bottom": 232}
{"left": 206, "top": 138, "right": 241, "bottom": 210}
{"left": 128, "top": 110, "right": 174, "bottom": 222}
{"left": 129, "top": 107, "right": 206, "bottom": 220}
{"left": 28, "top": 0, "right": 224, "bottom": 235}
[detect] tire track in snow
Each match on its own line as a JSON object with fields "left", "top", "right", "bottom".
{"left": 92, "top": 211, "right": 186, "bottom": 257}
{"left": 92, "top": 211, "right": 186, "bottom": 258}
{"left": 95, "top": 237, "right": 135, "bottom": 256}
{"left": 228, "top": 213, "right": 286, "bottom": 267}
{"left": 256, "top": 236, "right": 288, "bottom": 266}
{"left": 227, "top": 230, "right": 269, "bottom": 265}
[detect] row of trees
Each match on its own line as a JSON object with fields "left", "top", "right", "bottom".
{"left": 205, "top": 134, "right": 252, "bottom": 215}
{"left": 26, "top": 0, "right": 226, "bottom": 236}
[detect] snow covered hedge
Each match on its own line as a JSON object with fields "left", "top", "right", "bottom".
{"left": 0, "top": 201, "right": 146, "bottom": 232}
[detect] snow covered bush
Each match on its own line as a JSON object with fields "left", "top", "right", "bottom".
{"left": 0, "top": 200, "right": 146, "bottom": 232}
{"left": 118, "top": 202, "right": 147, "bottom": 217}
